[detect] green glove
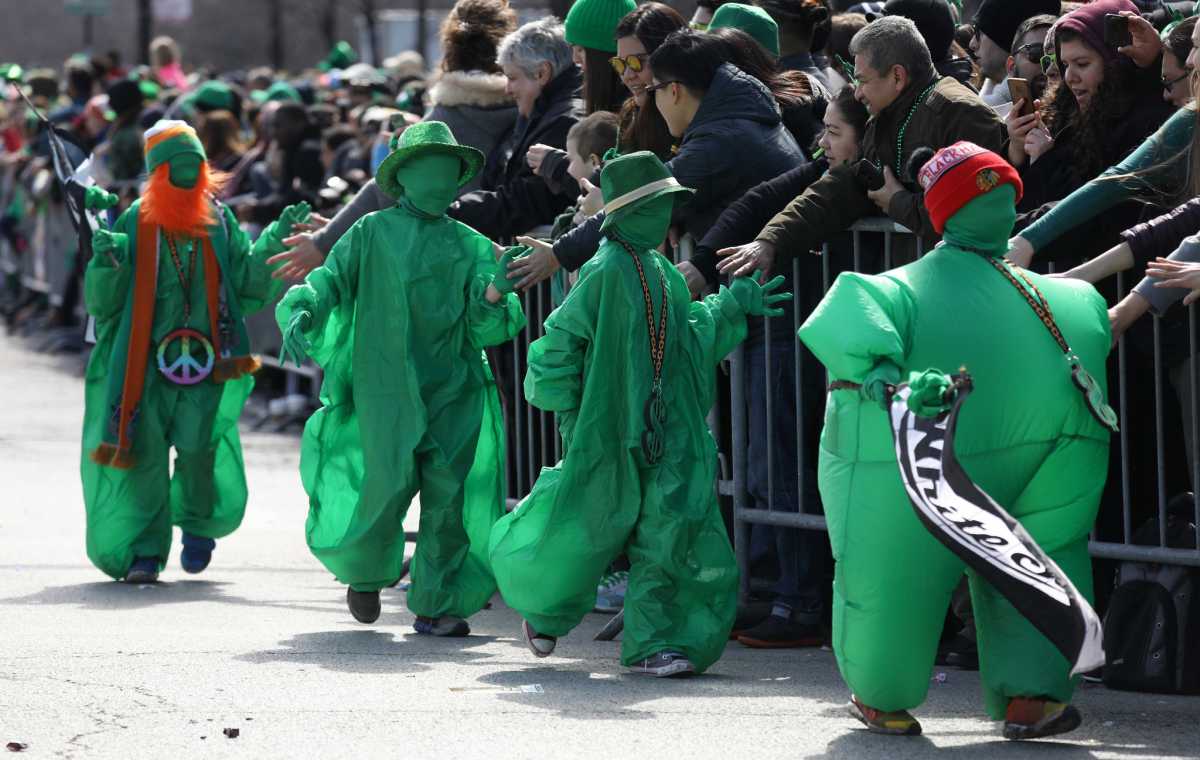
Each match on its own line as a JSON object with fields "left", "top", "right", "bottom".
{"left": 905, "top": 368, "right": 955, "bottom": 418}
{"left": 493, "top": 244, "right": 531, "bottom": 295}
{"left": 862, "top": 359, "right": 902, "bottom": 410}
{"left": 270, "top": 202, "right": 311, "bottom": 244}
{"left": 279, "top": 310, "right": 312, "bottom": 367}
{"left": 729, "top": 275, "right": 792, "bottom": 317}
{"left": 85, "top": 186, "right": 119, "bottom": 212}
{"left": 91, "top": 228, "right": 129, "bottom": 264}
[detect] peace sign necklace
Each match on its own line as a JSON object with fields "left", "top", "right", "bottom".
{"left": 612, "top": 234, "right": 669, "bottom": 466}
{"left": 156, "top": 231, "right": 215, "bottom": 385}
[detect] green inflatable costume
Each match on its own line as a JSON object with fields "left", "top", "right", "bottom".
{"left": 797, "top": 143, "right": 1112, "bottom": 738}
{"left": 488, "top": 152, "right": 791, "bottom": 676}
{"left": 274, "top": 122, "right": 525, "bottom": 632}
{"left": 81, "top": 120, "right": 302, "bottom": 582}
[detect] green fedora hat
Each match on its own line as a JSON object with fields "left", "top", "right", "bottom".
{"left": 599, "top": 151, "right": 694, "bottom": 232}
{"left": 376, "top": 120, "right": 485, "bottom": 200}
{"left": 709, "top": 3, "right": 780, "bottom": 56}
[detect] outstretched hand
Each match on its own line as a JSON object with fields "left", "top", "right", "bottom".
{"left": 716, "top": 240, "right": 776, "bottom": 280}
{"left": 275, "top": 202, "right": 312, "bottom": 238}
{"left": 730, "top": 274, "right": 792, "bottom": 317}
{"left": 493, "top": 244, "right": 532, "bottom": 296}
{"left": 1146, "top": 258, "right": 1200, "bottom": 305}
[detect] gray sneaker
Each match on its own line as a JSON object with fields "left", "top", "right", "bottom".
{"left": 628, "top": 651, "right": 695, "bottom": 678}
{"left": 594, "top": 570, "right": 629, "bottom": 613}
{"left": 413, "top": 615, "right": 470, "bottom": 637}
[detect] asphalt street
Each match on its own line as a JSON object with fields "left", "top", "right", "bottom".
{"left": 2, "top": 332, "right": 1198, "bottom": 759}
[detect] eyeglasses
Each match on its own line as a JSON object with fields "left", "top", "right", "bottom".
{"left": 1162, "top": 70, "right": 1191, "bottom": 91}
{"left": 1013, "top": 42, "right": 1044, "bottom": 62}
{"left": 610, "top": 53, "right": 648, "bottom": 76}
{"left": 690, "top": 21, "right": 709, "bottom": 31}
{"left": 645, "top": 80, "right": 677, "bottom": 95}
{"left": 1040, "top": 53, "right": 1058, "bottom": 75}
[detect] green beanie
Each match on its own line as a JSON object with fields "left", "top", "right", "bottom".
{"left": 143, "top": 120, "right": 206, "bottom": 174}
{"left": 709, "top": 3, "right": 780, "bottom": 56}
{"left": 185, "top": 80, "right": 234, "bottom": 112}
{"left": 264, "top": 81, "right": 302, "bottom": 103}
{"left": 565, "top": 0, "right": 637, "bottom": 53}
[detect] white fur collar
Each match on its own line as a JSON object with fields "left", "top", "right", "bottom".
{"left": 429, "top": 70, "right": 513, "bottom": 109}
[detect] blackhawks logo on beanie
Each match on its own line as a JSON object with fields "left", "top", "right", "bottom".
{"left": 918, "top": 141, "right": 1022, "bottom": 234}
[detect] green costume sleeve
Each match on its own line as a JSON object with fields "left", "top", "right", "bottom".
{"left": 1022, "top": 108, "right": 1194, "bottom": 252}
{"left": 277, "top": 218, "right": 363, "bottom": 340}
{"left": 524, "top": 270, "right": 593, "bottom": 443}
{"left": 686, "top": 282, "right": 751, "bottom": 367}
{"left": 226, "top": 204, "right": 304, "bottom": 314}
{"left": 465, "top": 236, "right": 526, "bottom": 349}
{"left": 83, "top": 207, "right": 134, "bottom": 321}
{"left": 797, "top": 270, "right": 913, "bottom": 383}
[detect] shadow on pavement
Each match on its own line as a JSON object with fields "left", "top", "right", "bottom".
{"left": 0, "top": 579, "right": 334, "bottom": 615}
{"left": 234, "top": 629, "right": 501, "bottom": 675}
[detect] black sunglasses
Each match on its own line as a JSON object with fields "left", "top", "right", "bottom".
{"left": 645, "top": 80, "right": 678, "bottom": 94}
{"left": 1013, "top": 42, "right": 1044, "bottom": 61}
{"left": 1162, "top": 70, "right": 1191, "bottom": 91}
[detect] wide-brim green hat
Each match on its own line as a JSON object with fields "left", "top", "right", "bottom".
{"left": 598, "top": 150, "right": 694, "bottom": 232}
{"left": 376, "top": 120, "right": 485, "bottom": 200}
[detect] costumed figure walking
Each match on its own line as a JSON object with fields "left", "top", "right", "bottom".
{"left": 488, "top": 151, "right": 791, "bottom": 676}
{"left": 82, "top": 120, "right": 309, "bottom": 583}
{"left": 275, "top": 122, "right": 525, "bottom": 634}
{"left": 798, "top": 142, "right": 1114, "bottom": 739}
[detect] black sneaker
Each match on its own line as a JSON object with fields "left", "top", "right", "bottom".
{"left": 936, "top": 634, "right": 979, "bottom": 670}
{"left": 629, "top": 651, "right": 695, "bottom": 678}
{"left": 346, "top": 588, "right": 381, "bottom": 623}
{"left": 737, "top": 614, "right": 823, "bottom": 648}
{"left": 124, "top": 557, "right": 159, "bottom": 584}
{"left": 1003, "top": 698, "right": 1082, "bottom": 740}
{"left": 413, "top": 615, "right": 470, "bottom": 637}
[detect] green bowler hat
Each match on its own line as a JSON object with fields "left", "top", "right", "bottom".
{"left": 375, "top": 120, "right": 485, "bottom": 200}
{"left": 709, "top": 3, "right": 781, "bottom": 56}
{"left": 599, "top": 150, "right": 694, "bottom": 232}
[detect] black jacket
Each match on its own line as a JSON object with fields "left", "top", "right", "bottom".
{"left": 449, "top": 66, "right": 583, "bottom": 241}
{"left": 1122, "top": 196, "right": 1200, "bottom": 269}
{"left": 554, "top": 65, "right": 805, "bottom": 275}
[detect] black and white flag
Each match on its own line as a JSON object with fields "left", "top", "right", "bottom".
{"left": 889, "top": 377, "right": 1104, "bottom": 676}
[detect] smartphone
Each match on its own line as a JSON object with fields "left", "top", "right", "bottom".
{"left": 1007, "top": 77, "right": 1034, "bottom": 117}
{"left": 1104, "top": 13, "right": 1132, "bottom": 48}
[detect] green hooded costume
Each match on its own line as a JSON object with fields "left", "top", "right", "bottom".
{"left": 274, "top": 122, "right": 525, "bottom": 619}
{"left": 488, "top": 152, "right": 791, "bottom": 672}
{"left": 797, "top": 143, "right": 1112, "bottom": 720}
{"left": 80, "top": 120, "right": 301, "bottom": 580}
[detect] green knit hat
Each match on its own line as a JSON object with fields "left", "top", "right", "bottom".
{"left": 565, "top": 0, "right": 637, "bottom": 53}
{"left": 375, "top": 121, "right": 485, "bottom": 200}
{"left": 709, "top": 3, "right": 781, "bottom": 56}
{"left": 263, "top": 81, "right": 302, "bottom": 103}
{"left": 143, "top": 120, "right": 206, "bottom": 174}
{"left": 599, "top": 150, "right": 694, "bottom": 231}
{"left": 183, "top": 80, "right": 234, "bottom": 113}
{"left": 319, "top": 40, "right": 358, "bottom": 72}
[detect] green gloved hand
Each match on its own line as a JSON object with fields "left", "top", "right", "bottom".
{"left": 861, "top": 359, "right": 903, "bottom": 410}
{"left": 279, "top": 310, "right": 312, "bottom": 367}
{"left": 85, "top": 186, "right": 119, "bottom": 212}
{"left": 272, "top": 202, "right": 312, "bottom": 242}
{"left": 493, "top": 244, "right": 531, "bottom": 295}
{"left": 905, "top": 368, "right": 955, "bottom": 418}
{"left": 91, "top": 228, "right": 129, "bottom": 264}
{"left": 729, "top": 274, "right": 792, "bottom": 317}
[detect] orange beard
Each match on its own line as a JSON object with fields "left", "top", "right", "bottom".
{"left": 140, "top": 162, "right": 229, "bottom": 236}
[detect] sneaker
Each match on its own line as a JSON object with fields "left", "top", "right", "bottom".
{"left": 413, "top": 615, "right": 470, "bottom": 637}
{"left": 628, "top": 651, "right": 695, "bottom": 678}
{"left": 1003, "top": 697, "right": 1082, "bottom": 741}
{"left": 522, "top": 619, "right": 557, "bottom": 657}
{"left": 737, "top": 614, "right": 823, "bottom": 649}
{"left": 935, "top": 633, "right": 979, "bottom": 671}
{"left": 346, "top": 588, "right": 381, "bottom": 624}
{"left": 847, "top": 694, "right": 922, "bottom": 736}
{"left": 594, "top": 570, "right": 629, "bottom": 613}
{"left": 180, "top": 532, "right": 215, "bottom": 574}
{"left": 124, "top": 557, "right": 159, "bottom": 584}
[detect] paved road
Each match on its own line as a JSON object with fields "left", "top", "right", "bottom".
{"left": 2, "top": 333, "right": 1198, "bottom": 759}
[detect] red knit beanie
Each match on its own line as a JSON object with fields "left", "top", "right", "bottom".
{"left": 917, "top": 142, "right": 1023, "bottom": 234}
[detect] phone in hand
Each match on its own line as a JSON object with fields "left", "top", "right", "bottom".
{"left": 1007, "top": 77, "right": 1034, "bottom": 117}
{"left": 1104, "top": 13, "right": 1133, "bottom": 48}
{"left": 854, "top": 158, "right": 885, "bottom": 191}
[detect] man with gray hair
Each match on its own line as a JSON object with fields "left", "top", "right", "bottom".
{"left": 449, "top": 16, "right": 584, "bottom": 241}
{"left": 715, "top": 14, "right": 1004, "bottom": 278}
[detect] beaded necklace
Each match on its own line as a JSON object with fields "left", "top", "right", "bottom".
{"left": 894, "top": 81, "right": 938, "bottom": 177}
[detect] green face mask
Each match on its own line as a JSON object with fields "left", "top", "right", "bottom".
{"left": 940, "top": 184, "right": 1017, "bottom": 257}
{"left": 168, "top": 154, "right": 202, "bottom": 189}
{"left": 611, "top": 194, "right": 674, "bottom": 250}
{"left": 395, "top": 154, "right": 462, "bottom": 216}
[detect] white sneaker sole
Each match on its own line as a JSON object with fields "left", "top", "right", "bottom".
{"left": 522, "top": 620, "right": 556, "bottom": 658}
{"left": 631, "top": 659, "right": 696, "bottom": 678}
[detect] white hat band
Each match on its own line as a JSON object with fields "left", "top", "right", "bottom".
{"left": 603, "top": 177, "right": 684, "bottom": 217}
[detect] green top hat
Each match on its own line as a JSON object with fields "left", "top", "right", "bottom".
{"left": 709, "top": 3, "right": 781, "bottom": 56}
{"left": 375, "top": 120, "right": 485, "bottom": 200}
{"left": 599, "top": 151, "right": 694, "bottom": 232}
